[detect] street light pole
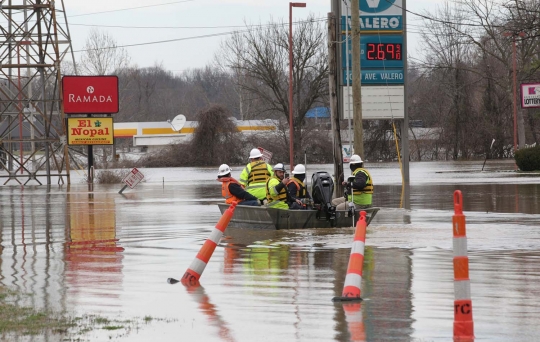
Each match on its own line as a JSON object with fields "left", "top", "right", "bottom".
{"left": 289, "top": 2, "right": 306, "bottom": 171}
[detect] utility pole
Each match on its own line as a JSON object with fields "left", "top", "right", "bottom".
{"left": 350, "top": 0, "right": 363, "bottom": 157}
{"left": 328, "top": 12, "right": 344, "bottom": 197}
{"left": 0, "top": 0, "right": 75, "bottom": 185}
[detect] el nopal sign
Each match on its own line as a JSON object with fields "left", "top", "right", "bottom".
{"left": 62, "top": 75, "right": 119, "bottom": 114}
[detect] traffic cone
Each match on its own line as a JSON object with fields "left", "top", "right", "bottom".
{"left": 180, "top": 202, "right": 237, "bottom": 287}
{"left": 452, "top": 191, "right": 474, "bottom": 341}
{"left": 333, "top": 211, "right": 367, "bottom": 302}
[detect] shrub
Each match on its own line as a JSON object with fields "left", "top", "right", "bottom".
{"left": 95, "top": 170, "right": 126, "bottom": 184}
{"left": 515, "top": 145, "right": 540, "bottom": 171}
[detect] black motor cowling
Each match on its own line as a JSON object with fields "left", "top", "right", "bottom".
{"left": 311, "top": 171, "right": 337, "bottom": 224}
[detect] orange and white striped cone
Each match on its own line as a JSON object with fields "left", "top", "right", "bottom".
{"left": 333, "top": 211, "right": 367, "bottom": 302}
{"left": 180, "top": 202, "right": 237, "bottom": 287}
{"left": 452, "top": 191, "right": 474, "bottom": 341}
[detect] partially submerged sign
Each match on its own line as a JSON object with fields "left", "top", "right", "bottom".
{"left": 258, "top": 147, "right": 273, "bottom": 163}
{"left": 122, "top": 168, "right": 144, "bottom": 189}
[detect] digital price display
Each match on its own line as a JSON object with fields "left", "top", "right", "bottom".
{"left": 366, "top": 43, "right": 402, "bottom": 60}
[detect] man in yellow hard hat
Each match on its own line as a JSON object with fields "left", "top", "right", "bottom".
{"left": 239, "top": 148, "right": 274, "bottom": 203}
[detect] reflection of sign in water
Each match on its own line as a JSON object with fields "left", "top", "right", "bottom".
{"left": 123, "top": 168, "right": 144, "bottom": 189}
{"left": 66, "top": 193, "right": 123, "bottom": 293}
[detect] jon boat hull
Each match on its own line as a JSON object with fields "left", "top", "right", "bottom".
{"left": 217, "top": 203, "right": 379, "bottom": 230}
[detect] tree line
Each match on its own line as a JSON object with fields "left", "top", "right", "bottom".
{"left": 70, "top": 0, "right": 540, "bottom": 165}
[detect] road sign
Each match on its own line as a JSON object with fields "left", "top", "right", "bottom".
{"left": 122, "top": 168, "right": 144, "bottom": 189}
{"left": 258, "top": 147, "right": 273, "bottom": 163}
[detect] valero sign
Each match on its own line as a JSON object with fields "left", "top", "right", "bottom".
{"left": 67, "top": 117, "right": 114, "bottom": 145}
{"left": 62, "top": 76, "right": 119, "bottom": 114}
{"left": 342, "top": 0, "right": 403, "bottom": 32}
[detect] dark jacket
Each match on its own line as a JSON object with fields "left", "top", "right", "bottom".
{"left": 229, "top": 182, "right": 258, "bottom": 201}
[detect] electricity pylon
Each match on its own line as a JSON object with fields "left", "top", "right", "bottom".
{"left": 0, "top": 0, "right": 75, "bottom": 185}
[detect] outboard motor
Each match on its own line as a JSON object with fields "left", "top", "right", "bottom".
{"left": 311, "top": 171, "right": 337, "bottom": 225}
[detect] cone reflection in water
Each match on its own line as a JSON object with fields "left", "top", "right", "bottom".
{"left": 343, "top": 303, "right": 366, "bottom": 342}
{"left": 182, "top": 202, "right": 237, "bottom": 286}
{"left": 452, "top": 190, "right": 474, "bottom": 341}
{"left": 186, "top": 285, "right": 236, "bottom": 342}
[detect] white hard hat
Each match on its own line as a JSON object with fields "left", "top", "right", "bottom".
{"left": 249, "top": 148, "right": 263, "bottom": 159}
{"left": 273, "top": 163, "right": 286, "bottom": 172}
{"left": 217, "top": 164, "right": 232, "bottom": 176}
{"left": 292, "top": 164, "right": 306, "bottom": 174}
{"left": 349, "top": 154, "right": 363, "bottom": 164}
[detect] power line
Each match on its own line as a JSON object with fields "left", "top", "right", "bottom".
{"left": 69, "top": 0, "right": 196, "bottom": 18}
{"left": 71, "top": 18, "right": 328, "bottom": 54}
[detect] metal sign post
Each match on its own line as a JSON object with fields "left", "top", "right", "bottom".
{"left": 119, "top": 167, "right": 145, "bottom": 194}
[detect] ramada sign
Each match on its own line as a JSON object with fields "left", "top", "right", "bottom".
{"left": 62, "top": 75, "right": 119, "bottom": 114}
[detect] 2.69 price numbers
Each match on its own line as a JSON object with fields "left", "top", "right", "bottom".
{"left": 366, "top": 43, "right": 402, "bottom": 61}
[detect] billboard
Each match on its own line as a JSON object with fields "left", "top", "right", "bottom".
{"left": 62, "top": 75, "right": 119, "bottom": 114}
{"left": 67, "top": 117, "right": 114, "bottom": 145}
{"left": 342, "top": 86, "right": 404, "bottom": 119}
{"left": 521, "top": 83, "right": 540, "bottom": 108}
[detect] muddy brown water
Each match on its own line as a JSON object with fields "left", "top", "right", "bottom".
{"left": 0, "top": 160, "right": 539, "bottom": 341}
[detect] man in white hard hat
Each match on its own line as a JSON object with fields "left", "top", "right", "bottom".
{"left": 239, "top": 148, "right": 274, "bottom": 203}
{"left": 265, "top": 162, "right": 290, "bottom": 209}
{"left": 217, "top": 164, "right": 259, "bottom": 206}
{"left": 287, "top": 164, "right": 312, "bottom": 209}
{"left": 332, "top": 154, "right": 373, "bottom": 210}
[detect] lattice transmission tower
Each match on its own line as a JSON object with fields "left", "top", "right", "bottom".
{"left": 0, "top": 0, "right": 76, "bottom": 185}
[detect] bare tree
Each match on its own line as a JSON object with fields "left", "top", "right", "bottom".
{"left": 78, "top": 29, "right": 130, "bottom": 76}
{"left": 218, "top": 15, "right": 328, "bottom": 162}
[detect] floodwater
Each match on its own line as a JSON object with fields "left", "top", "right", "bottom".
{"left": 0, "top": 160, "right": 539, "bottom": 341}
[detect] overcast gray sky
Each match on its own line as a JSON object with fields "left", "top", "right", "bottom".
{"left": 65, "top": 0, "right": 444, "bottom": 74}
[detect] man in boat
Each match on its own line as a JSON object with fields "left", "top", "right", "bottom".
{"left": 265, "top": 162, "right": 290, "bottom": 210}
{"left": 287, "top": 164, "right": 312, "bottom": 209}
{"left": 332, "top": 154, "right": 373, "bottom": 210}
{"left": 217, "top": 164, "right": 260, "bottom": 206}
{"left": 239, "top": 148, "right": 274, "bottom": 203}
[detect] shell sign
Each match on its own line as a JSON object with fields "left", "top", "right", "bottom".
{"left": 62, "top": 76, "right": 119, "bottom": 114}
{"left": 67, "top": 117, "right": 114, "bottom": 145}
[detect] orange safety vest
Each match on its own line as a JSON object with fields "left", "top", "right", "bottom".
{"left": 288, "top": 177, "right": 307, "bottom": 198}
{"left": 218, "top": 177, "right": 243, "bottom": 204}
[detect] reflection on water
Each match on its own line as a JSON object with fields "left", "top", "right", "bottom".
{"left": 0, "top": 161, "right": 539, "bottom": 341}
{"left": 66, "top": 192, "right": 124, "bottom": 306}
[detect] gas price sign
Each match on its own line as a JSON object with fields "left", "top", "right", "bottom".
{"left": 366, "top": 42, "right": 402, "bottom": 60}
{"left": 342, "top": 35, "right": 404, "bottom": 68}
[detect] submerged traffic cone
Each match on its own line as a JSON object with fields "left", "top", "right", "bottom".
{"left": 452, "top": 191, "right": 474, "bottom": 341}
{"left": 333, "top": 211, "right": 367, "bottom": 302}
{"left": 180, "top": 202, "right": 237, "bottom": 287}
